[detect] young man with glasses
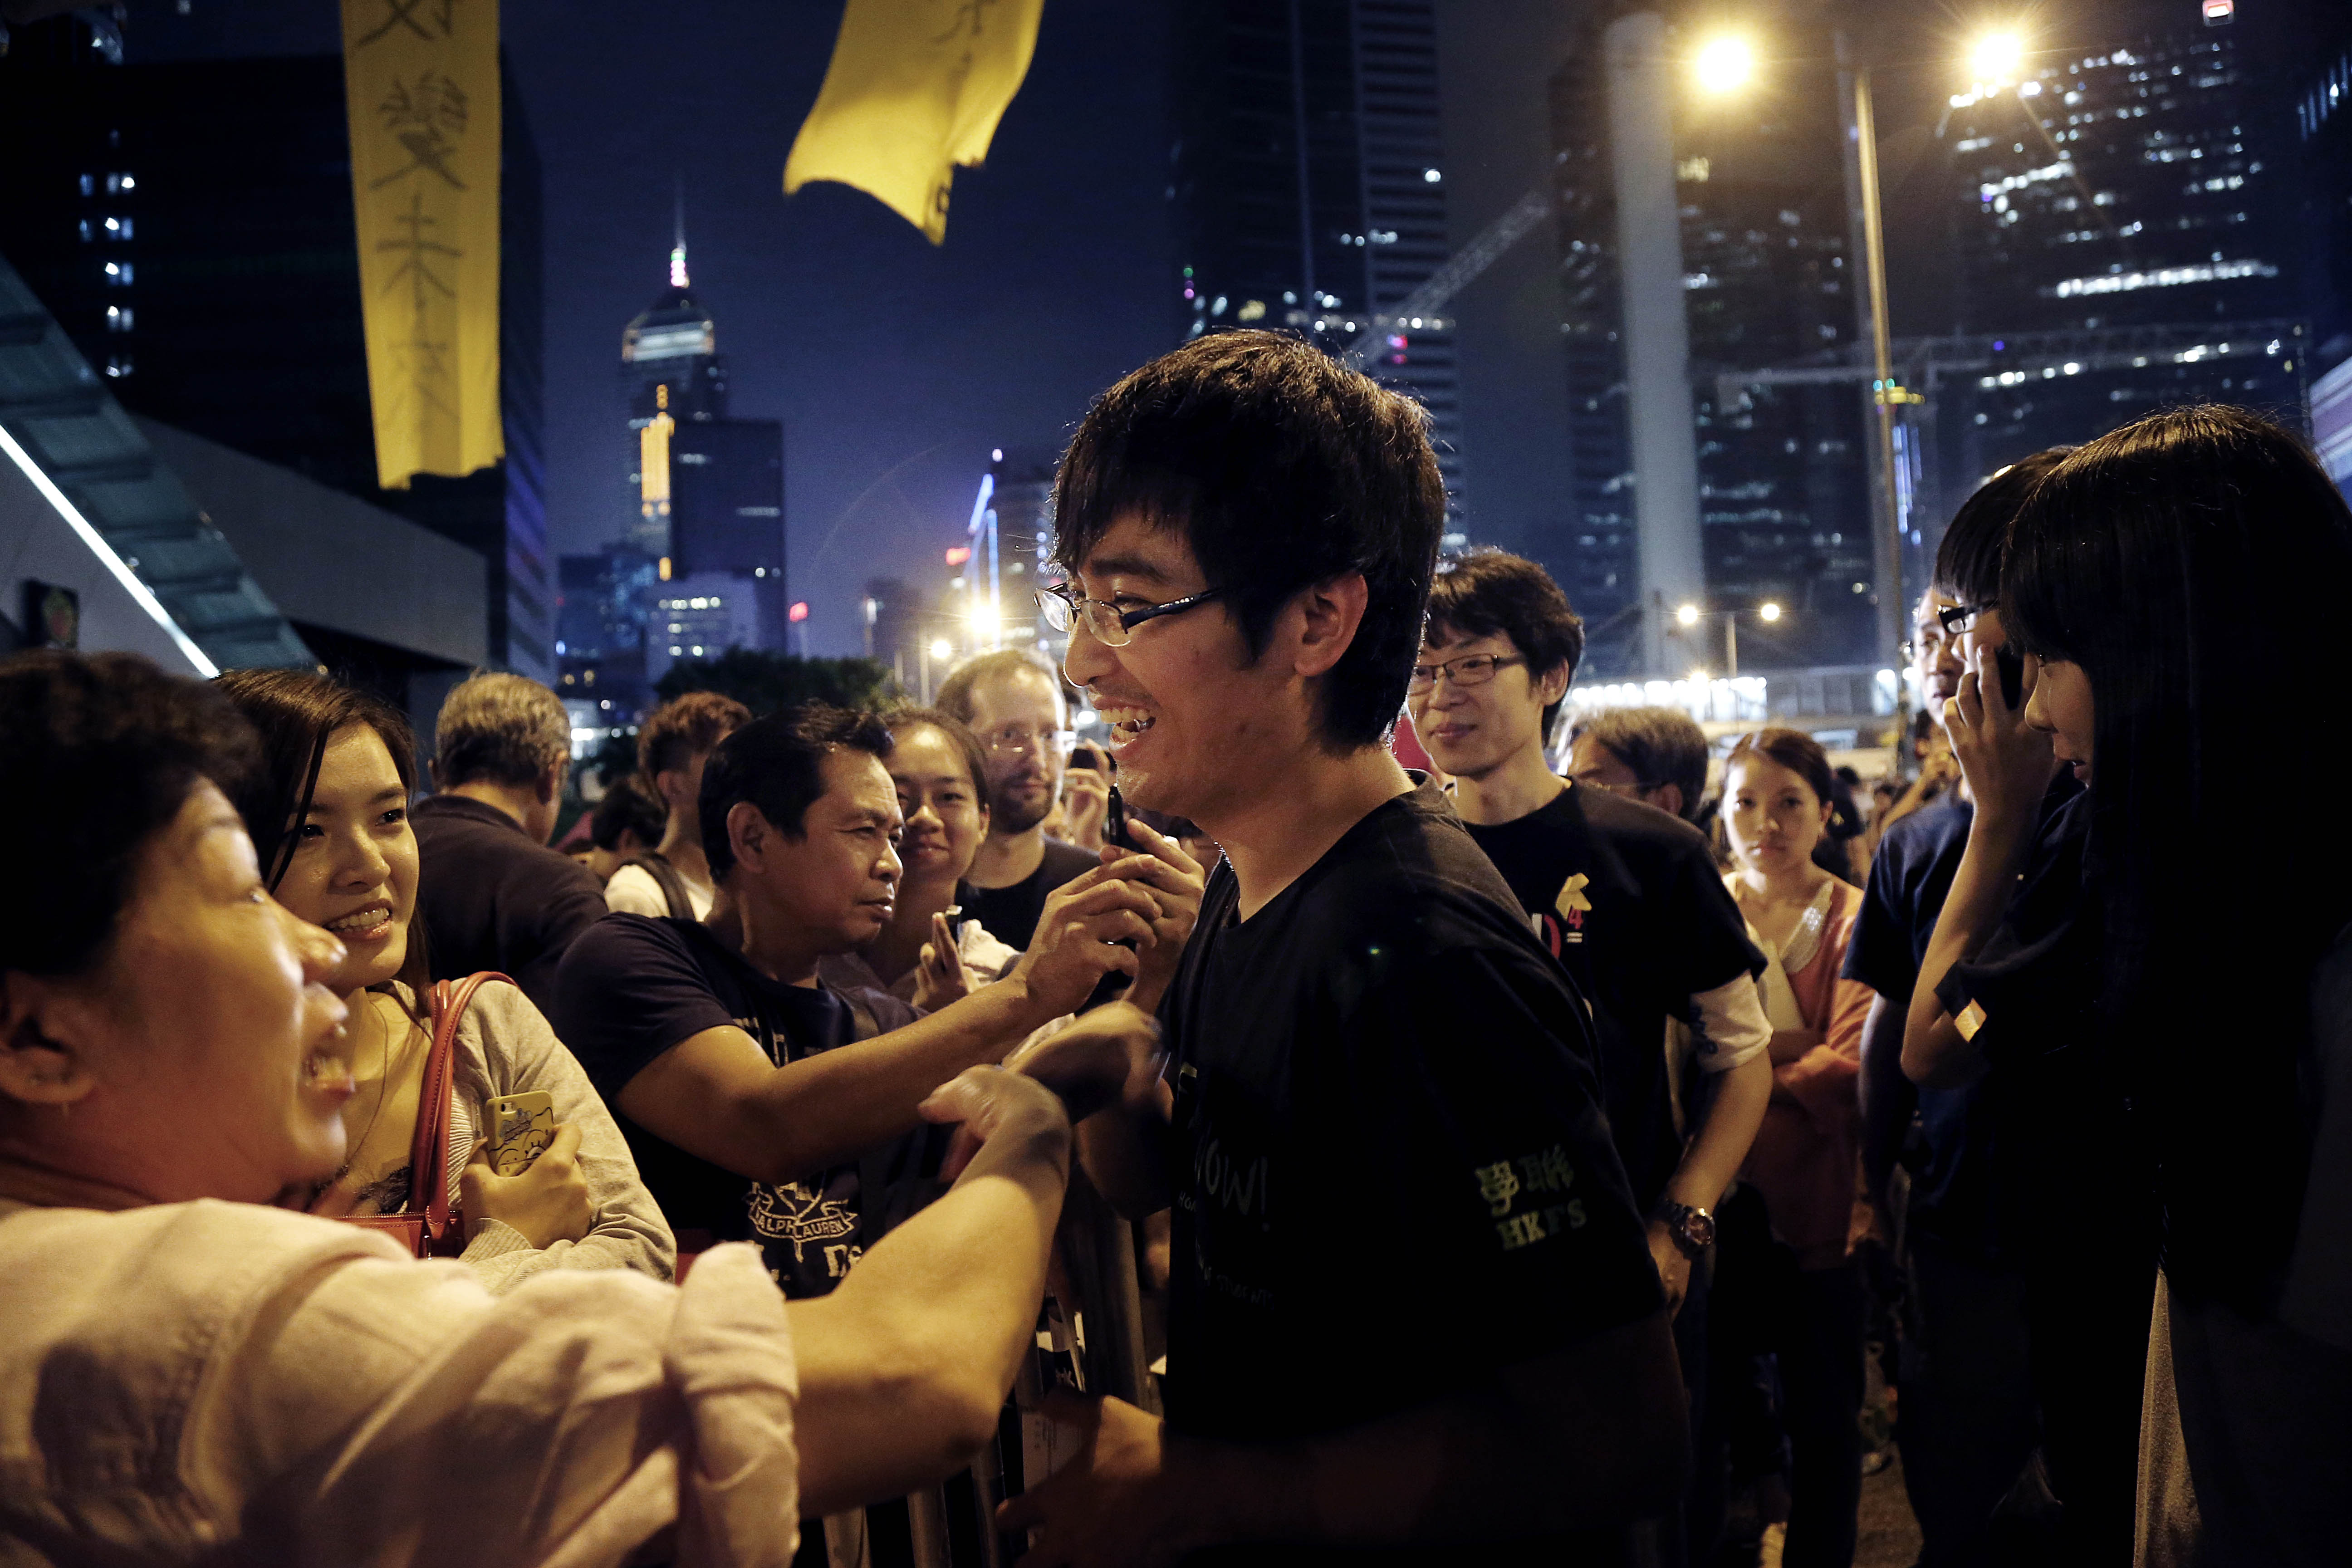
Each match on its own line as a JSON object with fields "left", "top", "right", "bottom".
{"left": 1004, "top": 332, "right": 1684, "bottom": 1564}
{"left": 1408, "top": 550, "right": 1770, "bottom": 1556}
{"left": 936, "top": 648, "right": 1105, "bottom": 949}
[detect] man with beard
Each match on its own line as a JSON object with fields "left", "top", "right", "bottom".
{"left": 938, "top": 648, "right": 1103, "bottom": 950}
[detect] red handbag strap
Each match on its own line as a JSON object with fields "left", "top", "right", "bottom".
{"left": 407, "top": 972, "right": 513, "bottom": 1245}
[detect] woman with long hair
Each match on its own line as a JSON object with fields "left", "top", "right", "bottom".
{"left": 1989, "top": 407, "right": 2351, "bottom": 1565}
{"left": 214, "top": 669, "right": 671, "bottom": 1289}
{"left": 0, "top": 649, "right": 1088, "bottom": 1565}
{"left": 1718, "top": 728, "right": 1874, "bottom": 1568}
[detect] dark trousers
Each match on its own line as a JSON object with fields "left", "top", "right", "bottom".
{"left": 1896, "top": 1231, "right": 2039, "bottom": 1567}
{"left": 1774, "top": 1262, "right": 1866, "bottom": 1568}
{"left": 2021, "top": 1232, "right": 2155, "bottom": 1568}
{"left": 1692, "top": 1188, "right": 1864, "bottom": 1568}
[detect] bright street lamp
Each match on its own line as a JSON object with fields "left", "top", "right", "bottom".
{"left": 1969, "top": 30, "right": 2024, "bottom": 86}
{"left": 1693, "top": 35, "right": 1754, "bottom": 95}
{"left": 1759, "top": 601, "right": 1783, "bottom": 622}
{"left": 1676, "top": 602, "right": 1702, "bottom": 627}
{"left": 929, "top": 637, "right": 953, "bottom": 661}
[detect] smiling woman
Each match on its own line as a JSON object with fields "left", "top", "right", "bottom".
{"left": 214, "top": 669, "right": 675, "bottom": 1293}
{"left": 0, "top": 650, "right": 1090, "bottom": 1568}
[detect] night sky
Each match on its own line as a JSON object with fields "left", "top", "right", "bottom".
{"left": 111, "top": 0, "right": 2253, "bottom": 657}
{"left": 122, "top": 0, "right": 1174, "bottom": 657}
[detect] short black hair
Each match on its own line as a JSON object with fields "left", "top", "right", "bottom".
{"left": 0, "top": 651, "right": 259, "bottom": 978}
{"left": 1933, "top": 447, "right": 2071, "bottom": 605}
{"left": 700, "top": 703, "right": 894, "bottom": 881}
{"left": 1569, "top": 706, "right": 1710, "bottom": 822}
{"left": 588, "top": 779, "right": 667, "bottom": 851}
{"left": 1425, "top": 549, "right": 1586, "bottom": 738}
{"left": 1053, "top": 329, "right": 1448, "bottom": 751}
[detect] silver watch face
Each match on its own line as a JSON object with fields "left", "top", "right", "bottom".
{"left": 1678, "top": 1210, "right": 1716, "bottom": 1251}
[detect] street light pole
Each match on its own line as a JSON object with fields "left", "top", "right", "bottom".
{"left": 1837, "top": 31, "right": 1909, "bottom": 667}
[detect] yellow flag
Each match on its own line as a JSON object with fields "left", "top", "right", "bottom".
{"left": 783, "top": 0, "right": 1045, "bottom": 245}
{"left": 341, "top": 0, "right": 502, "bottom": 490}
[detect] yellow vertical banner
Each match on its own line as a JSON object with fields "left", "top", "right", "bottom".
{"left": 342, "top": 0, "right": 502, "bottom": 490}
{"left": 783, "top": 0, "right": 1045, "bottom": 246}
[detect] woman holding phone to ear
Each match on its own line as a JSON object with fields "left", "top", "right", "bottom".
{"left": 215, "top": 669, "right": 673, "bottom": 1292}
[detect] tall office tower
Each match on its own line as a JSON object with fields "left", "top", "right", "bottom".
{"left": 0, "top": 20, "right": 554, "bottom": 682}
{"left": 555, "top": 544, "right": 658, "bottom": 725}
{"left": 1171, "top": 0, "right": 1468, "bottom": 530}
{"left": 1547, "top": 10, "right": 1873, "bottom": 674}
{"left": 619, "top": 231, "right": 786, "bottom": 650}
{"left": 2296, "top": 16, "right": 2352, "bottom": 498}
{"left": 1939, "top": 18, "right": 2303, "bottom": 492}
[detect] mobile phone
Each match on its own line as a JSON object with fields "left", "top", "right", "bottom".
{"left": 1103, "top": 782, "right": 1135, "bottom": 852}
{"left": 484, "top": 1091, "right": 554, "bottom": 1176}
{"left": 1994, "top": 643, "right": 2025, "bottom": 709}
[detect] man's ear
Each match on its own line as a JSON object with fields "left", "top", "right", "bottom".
{"left": 538, "top": 762, "right": 566, "bottom": 807}
{"left": 1534, "top": 661, "right": 1572, "bottom": 710}
{"left": 1290, "top": 572, "right": 1371, "bottom": 681}
{"left": 426, "top": 759, "right": 446, "bottom": 792}
{"left": 656, "top": 767, "right": 692, "bottom": 815}
{"left": 0, "top": 971, "right": 104, "bottom": 1110}
{"left": 726, "top": 800, "right": 774, "bottom": 876}
{"left": 1652, "top": 782, "right": 1686, "bottom": 820}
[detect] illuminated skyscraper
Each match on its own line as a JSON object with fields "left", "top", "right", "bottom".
{"left": 617, "top": 218, "right": 786, "bottom": 660}
{"left": 1171, "top": 0, "right": 1467, "bottom": 532}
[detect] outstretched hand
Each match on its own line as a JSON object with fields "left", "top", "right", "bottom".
{"left": 934, "top": 1003, "right": 1166, "bottom": 1179}
{"left": 918, "top": 1064, "right": 1074, "bottom": 1186}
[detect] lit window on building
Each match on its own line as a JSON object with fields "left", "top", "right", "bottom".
{"left": 103, "top": 261, "right": 133, "bottom": 285}
{"left": 105, "top": 306, "right": 133, "bottom": 332}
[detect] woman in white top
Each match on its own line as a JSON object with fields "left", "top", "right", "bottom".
{"left": 0, "top": 649, "right": 1094, "bottom": 1566}
{"left": 216, "top": 668, "right": 673, "bottom": 1290}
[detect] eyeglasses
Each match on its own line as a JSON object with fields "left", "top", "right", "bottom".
{"left": 1937, "top": 601, "right": 1993, "bottom": 638}
{"left": 980, "top": 725, "right": 1076, "bottom": 758}
{"left": 1036, "top": 584, "right": 1225, "bottom": 648}
{"left": 1901, "top": 627, "right": 1956, "bottom": 662}
{"left": 1406, "top": 653, "right": 1525, "bottom": 693}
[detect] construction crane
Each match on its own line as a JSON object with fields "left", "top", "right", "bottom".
{"left": 1341, "top": 186, "right": 1554, "bottom": 370}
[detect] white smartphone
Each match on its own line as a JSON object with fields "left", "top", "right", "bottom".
{"left": 483, "top": 1091, "right": 555, "bottom": 1176}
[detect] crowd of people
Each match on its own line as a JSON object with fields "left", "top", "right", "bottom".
{"left": 2, "top": 330, "right": 2347, "bottom": 1568}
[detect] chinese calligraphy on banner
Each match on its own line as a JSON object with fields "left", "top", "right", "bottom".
{"left": 783, "top": 0, "right": 1045, "bottom": 246}
{"left": 341, "top": 0, "right": 501, "bottom": 489}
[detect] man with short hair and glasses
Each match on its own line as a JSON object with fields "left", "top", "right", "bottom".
{"left": 1566, "top": 706, "right": 1713, "bottom": 824}
{"left": 1001, "top": 334, "right": 1684, "bottom": 1564}
{"left": 936, "top": 647, "right": 1104, "bottom": 949}
{"left": 1411, "top": 549, "right": 1770, "bottom": 1563}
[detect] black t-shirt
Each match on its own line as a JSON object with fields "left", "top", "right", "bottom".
{"left": 1463, "top": 783, "right": 1762, "bottom": 1212}
{"left": 412, "top": 794, "right": 609, "bottom": 1016}
{"left": 1844, "top": 797, "right": 2006, "bottom": 1259}
{"left": 1158, "top": 782, "right": 1661, "bottom": 1469}
{"left": 1936, "top": 785, "right": 2156, "bottom": 1267}
{"left": 552, "top": 913, "right": 940, "bottom": 1298}
{"left": 961, "top": 836, "right": 1099, "bottom": 951}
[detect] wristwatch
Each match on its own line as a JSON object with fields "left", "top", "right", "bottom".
{"left": 1655, "top": 1201, "right": 1716, "bottom": 1259}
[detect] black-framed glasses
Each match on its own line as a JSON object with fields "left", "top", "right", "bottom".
{"left": 1035, "top": 584, "right": 1225, "bottom": 647}
{"left": 1937, "top": 601, "right": 1993, "bottom": 637}
{"left": 1406, "top": 653, "right": 1525, "bottom": 693}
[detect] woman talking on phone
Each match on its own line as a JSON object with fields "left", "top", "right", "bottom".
{"left": 215, "top": 668, "right": 672, "bottom": 1290}
{"left": 0, "top": 650, "right": 1094, "bottom": 1565}
{"left": 1912, "top": 407, "right": 2352, "bottom": 1567}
